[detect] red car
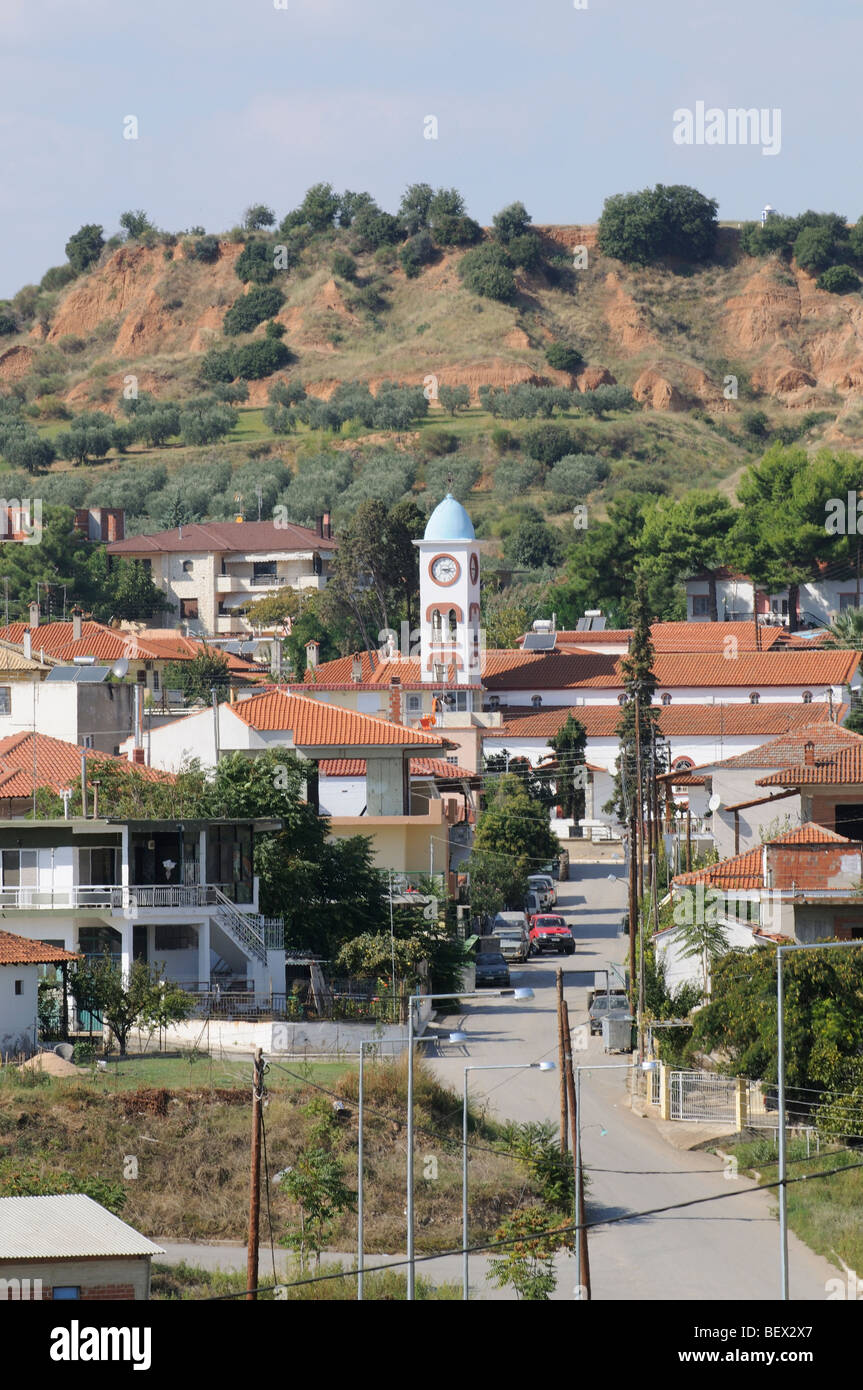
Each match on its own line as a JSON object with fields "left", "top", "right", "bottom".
{"left": 529, "top": 914, "right": 575, "bottom": 955}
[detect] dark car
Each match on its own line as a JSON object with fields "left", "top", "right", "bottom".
{"left": 529, "top": 914, "right": 575, "bottom": 955}
{"left": 474, "top": 948, "right": 511, "bottom": 988}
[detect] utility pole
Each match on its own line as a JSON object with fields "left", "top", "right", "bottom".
{"left": 562, "top": 1001, "right": 590, "bottom": 1299}
{"left": 246, "top": 1047, "right": 264, "bottom": 1301}
{"left": 557, "top": 970, "right": 568, "bottom": 1152}
{"left": 634, "top": 692, "right": 644, "bottom": 902}
{"left": 211, "top": 686, "right": 221, "bottom": 766}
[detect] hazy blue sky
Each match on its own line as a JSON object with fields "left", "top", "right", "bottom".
{"left": 2, "top": 0, "right": 861, "bottom": 295}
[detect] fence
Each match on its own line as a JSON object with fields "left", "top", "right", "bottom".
{"left": 185, "top": 988, "right": 409, "bottom": 1024}
{"left": 661, "top": 1069, "right": 817, "bottom": 1129}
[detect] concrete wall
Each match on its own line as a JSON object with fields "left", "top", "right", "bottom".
{"left": 710, "top": 767, "right": 802, "bottom": 858}
{"left": 0, "top": 963, "right": 37, "bottom": 1056}
{"left": 133, "top": 999, "right": 434, "bottom": 1054}
{"left": 328, "top": 806, "right": 447, "bottom": 873}
{"left": 121, "top": 703, "right": 257, "bottom": 771}
{"left": 0, "top": 1256, "right": 150, "bottom": 1300}
{"left": 5, "top": 681, "right": 133, "bottom": 754}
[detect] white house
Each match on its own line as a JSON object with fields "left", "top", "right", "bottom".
{"left": 0, "top": 930, "right": 77, "bottom": 1058}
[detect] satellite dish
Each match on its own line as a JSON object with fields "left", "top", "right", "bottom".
{"left": 111, "top": 658, "right": 129, "bottom": 679}
{"left": 708, "top": 793, "right": 722, "bottom": 813}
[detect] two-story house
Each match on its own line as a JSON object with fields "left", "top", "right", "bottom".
{"left": 106, "top": 517, "right": 338, "bottom": 638}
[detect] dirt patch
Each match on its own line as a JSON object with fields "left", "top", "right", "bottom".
{"left": 577, "top": 365, "right": 616, "bottom": 391}
{"left": 632, "top": 367, "right": 685, "bottom": 411}
{"left": 19, "top": 1052, "right": 79, "bottom": 1077}
{"left": 503, "top": 327, "right": 531, "bottom": 349}
{"left": 0, "top": 344, "right": 36, "bottom": 381}
{"left": 603, "top": 271, "right": 658, "bottom": 354}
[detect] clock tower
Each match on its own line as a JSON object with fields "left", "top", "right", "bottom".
{"left": 414, "top": 492, "right": 481, "bottom": 686}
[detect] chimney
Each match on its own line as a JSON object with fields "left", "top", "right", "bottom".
{"left": 804, "top": 741, "right": 815, "bottom": 766}
{"left": 305, "top": 639, "right": 320, "bottom": 670}
{"left": 351, "top": 656, "right": 363, "bottom": 684}
{"left": 389, "top": 677, "right": 402, "bottom": 724}
{"left": 317, "top": 515, "right": 324, "bottom": 539}
{"left": 132, "top": 747, "right": 146, "bottom": 765}
{"left": 323, "top": 510, "right": 332, "bottom": 540}
{"left": 29, "top": 601, "right": 39, "bottom": 629}
{"left": 23, "top": 630, "right": 32, "bottom": 661}
{"left": 72, "top": 610, "right": 83, "bottom": 642}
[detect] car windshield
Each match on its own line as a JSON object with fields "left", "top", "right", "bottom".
{"left": 593, "top": 996, "right": 628, "bottom": 1011}
{"left": 537, "top": 918, "right": 565, "bottom": 929}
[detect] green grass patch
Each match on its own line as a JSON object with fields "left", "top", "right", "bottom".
{"left": 151, "top": 1258, "right": 459, "bottom": 1300}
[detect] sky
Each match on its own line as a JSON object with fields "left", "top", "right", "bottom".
{"left": 1, "top": 0, "right": 861, "bottom": 296}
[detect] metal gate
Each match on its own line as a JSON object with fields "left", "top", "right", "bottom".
{"left": 669, "top": 1070, "right": 737, "bottom": 1122}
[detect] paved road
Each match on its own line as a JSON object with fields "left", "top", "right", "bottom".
{"left": 425, "top": 862, "right": 840, "bottom": 1302}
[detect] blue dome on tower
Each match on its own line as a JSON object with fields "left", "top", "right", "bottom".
{"left": 423, "top": 493, "right": 475, "bottom": 542}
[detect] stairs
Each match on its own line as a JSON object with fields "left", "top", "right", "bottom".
{"left": 212, "top": 889, "right": 284, "bottom": 966}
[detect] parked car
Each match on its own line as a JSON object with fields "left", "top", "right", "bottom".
{"left": 529, "top": 914, "right": 575, "bottom": 955}
{"left": 474, "top": 947, "right": 511, "bottom": 988}
{"left": 528, "top": 873, "right": 556, "bottom": 908}
{"left": 491, "top": 913, "right": 531, "bottom": 962}
{"left": 588, "top": 991, "right": 631, "bottom": 1035}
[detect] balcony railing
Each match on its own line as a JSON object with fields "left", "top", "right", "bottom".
{"left": 0, "top": 884, "right": 241, "bottom": 911}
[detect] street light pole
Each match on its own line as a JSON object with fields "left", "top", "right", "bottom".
{"left": 406, "top": 986, "right": 534, "bottom": 1300}
{"left": 775, "top": 937, "right": 863, "bottom": 1300}
{"left": 462, "top": 1061, "right": 554, "bottom": 1300}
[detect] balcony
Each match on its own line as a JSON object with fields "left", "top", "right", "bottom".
{"left": 0, "top": 884, "right": 250, "bottom": 913}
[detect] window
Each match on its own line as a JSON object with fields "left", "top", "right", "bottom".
{"left": 153, "top": 668, "right": 160, "bottom": 691}
{"left": 691, "top": 595, "right": 710, "bottom": 617}
{"left": 154, "top": 924, "right": 197, "bottom": 951}
{"left": 81, "top": 735, "right": 94, "bottom": 749}
{"left": 1, "top": 850, "right": 37, "bottom": 887}
{"left": 78, "top": 847, "right": 118, "bottom": 886}
{"left": 253, "top": 561, "right": 277, "bottom": 583}
{"left": 182, "top": 559, "right": 194, "bottom": 573}
{"left": 618, "top": 694, "right": 628, "bottom": 707}
{"left": 531, "top": 695, "right": 542, "bottom": 708}
{"left": 406, "top": 694, "right": 422, "bottom": 713}
{"left": 180, "top": 598, "right": 199, "bottom": 620}
{"left": 136, "top": 669, "right": 146, "bottom": 684}
{"left": 488, "top": 695, "right": 500, "bottom": 711}
{"left": 52, "top": 1288, "right": 80, "bottom": 1300}
{"left": 839, "top": 594, "right": 858, "bottom": 612}
{"left": 447, "top": 609, "right": 458, "bottom": 640}
{"left": 661, "top": 692, "right": 672, "bottom": 706}
{"left": 433, "top": 664, "right": 445, "bottom": 683}
{"left": 802, "top": 690, "right": 812, "bottom": 703}
{"left": 749, "top": 692, "right": 760, "bottom": 704}
{"left": 14, "top": 980, "right": 22, "bottom": 996}
{"left": 0, "top": 686, "right": 10, "bottom": 716}
{"left": 431, "top": 610, "right": 442, "bottom": 637}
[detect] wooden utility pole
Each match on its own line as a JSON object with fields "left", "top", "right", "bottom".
{"left": 557, "top": 970, "right": 568, "bottom": 1152}
{"left": 562, "top": 1002, "right": 590, "bottom": 1298}
{"left": 627, "top": 815, "right": 637, "bottom": 1004}
{"left": 246, "top": 1046, "right": 264, "bottom": 1301}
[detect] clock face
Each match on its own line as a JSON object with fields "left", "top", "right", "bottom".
{"left": 469, "top": 553, "right": 479, "bottom": 584}
{"left": 430, "top": 554, "right": 460, "bottom": 586}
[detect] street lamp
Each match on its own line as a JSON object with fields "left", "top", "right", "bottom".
{"left": 775, "top": 938, "right": 863, "bottom": 1300}
{"left": 406, "top": 986, "right": 535, "bottom": 1300}
{"left": 462, "top": 1061, "right": 554, "bottom": 1300}
{"left": 358, "top": 1031, "right": 466, "bottom": 1301}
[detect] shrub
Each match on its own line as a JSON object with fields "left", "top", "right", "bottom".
{"left": 119, "top": 209, "right": 154, "bottom": 241}
{"left": 522, "top": 424, "right": 575, "bottom": 465}
{"left": 816, "top": 264, "right": 860, "bottom": 294}
{"left": 425, "top": 456, "right": 480, "bottom": 501}
{"left": 432, "top": 214, "right": 482, "bottom": 247}
{"left": 579, "top": 385, "right": 635, "bottom": 417}
{"left": 458, "top": 245, "right": 516, "bottom": 302}
{"left": 493, "top": 457, "right": 541, "bottom": 493}
{"left": 199, "top": 348, "right": 235, "bottom": 383}
{"left": 742, "top": 408, "right": 770, "bottom": 438}
{"left": 399, "top": 232, "right": 435, "bottom": 278}
{"left": 793, "top": 225, "right": 840, "bottom": 273}
{"left": 423, "top": 430, "right": 459, "bottom": 456}
{"left": 0, "top": 312, "right": 17, "bottom": 335}
{"left": 228, "top": 339, "right": 291, "bottom": 380}
{"left": 57, "top": 334, "right": 86, "bottom": 353}
{"left": 65, "top": 224, "right": 105, "bottom": 274}
{"left": 352, "top": 208, "right": 403, "bottom": 249}
{"left": 546, "top": 344, "right": 583, "bottom": 374}
{"left": 223, "top": 285, "right": 285, "bottom": 336}
{"left": 597, "top": 184, "right": 718, "bottom": 264}
{"left": 507, "top": 234, "right": 542, "bottom": 271}
{"left": 330, "top": 251, "right": 358, "bottom": 281}
{"left": 40, "top": 264, "right": 78, "bottom": 292}
{"left": 505, "top": 517, "right": 564, "bottom": 569}
{"left": 547, "top": 452, "right": 610, "bottom": 503}
{"left": 492, "top": 202, "right": 532, "bottom": 244}
{"left": 188, "top": 235, "right": 221, "bottom": 263}
{"left": 235, "top": 239, "right": 280, "bottom": 285}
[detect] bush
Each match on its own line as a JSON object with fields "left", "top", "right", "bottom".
{"left": 507, "top": 234, "right": 542, "bottom": 271}
{"left": 57, "top": 334, "right": 86, "bottom": 353}
{"left": 432, "top": 214, "right": 482, "bottom": 247}
{"left": 0, "top": 312, "right": 17, "bottom": 335}
{"left": 547, "top": 452, "right": 610, "bottom": 503}
{"left": 491, "top": 427, "right": 516, "bottom": 454}
{"left": 119, "top": 209, "right": 154, "bottom": 241}
{"left": 505, "top": 517, "right": 564, "bottom": 569}
{"left": 742, "top": 408, "right": 770, "bottom": 438}
{"left": 223, "top": 285, "right": 285, "bottom": 335}
{"left": 399, "top": 232, "right": 435, "bottom": 278}
{"left": 188, "top": 235, "right": 220, "bottom": 263}
{"left": 330, "top": 251, "right": 358, "bottom": 281}
{"left": 458, "top": 244, "right": 516, "bottom": 301}
{"left": 546, "top": 343, "right": 583, "bottom": 374}
{"left": 40, "top": 264, "right": 78, "bottom": 292}
{"left": 425, "top": 456, "right": 480, "bottom": 501}
{"left": 65, "top": 224, "right": 105, "bottom": 274}
{"left": 423, "top": 430, "right": 459, "bottom": 456}
{"left": 352, "top": 208, "right": 402, "bottom": 249}
{"left": 199, "top": 348, "right": 235, "bottom": 383}
{"left": 597, "top": 184, "right": 718, "bottom": 264}
{"left": 493, "top": 457, "right": 541, "bottom": 493}
{"left": 816, "top": 264, "right": 860, "bottom": 294}
{"left": 579, "top": 385, "right": 635, "bottom": 418}
{"left": 492, "top": 201, "right": 532, "bottom": 244}
{"left": 72, "top": 1040, "right": 97, "bottom": 1064}
{"left": 793, "top": 225, "right": 839, "bottom": 273}
{"left": 228, "top": 339, "right": 291, "bottom": 381}
{"left": 235, "top": 239, "right": 280, "bottom": 285}
{"left": 522, "top": 424, "right": 575, "bottom": 465}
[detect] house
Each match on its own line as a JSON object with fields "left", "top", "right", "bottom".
{"left": 106, "top": 516, "right": 338, "bottom": 638}
{"left": 685, "top": 563, "right": 863, "bottom": 629}
{"left": 660, "top": 722, "right": 863, "bottom": 858}
{"left": 0, "top": 731, "right": 167, "bottom": 818}
{"left": 670, "top": 821, "right": 863, "bottom": 946}
{"left": 0, "top": 930, "right": 78, "bottom": 1057}
{"left": 0, "top": 1194, "right": 163, "bottom": 1301}
{"left": 0, "top": 814, "right": 285, "bottom": 997}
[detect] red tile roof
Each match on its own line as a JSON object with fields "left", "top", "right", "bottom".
{"left": 672, "top": 822, "right": 851, "bottom": 890}
{"left": 0, "top": 930, "right": 78, "bottom": 965}
{"left": 106, "top": 519, "right": 337, "bottom": 555}
{"left": 711, "top": 722, "right": 863, "bottom": 771}
{"left": 319, "top": 756, "right": 477, "bottom": 779}
{"left": 552, "top": 623, "right": 787, "bottom": 653}
{"left": 230, "top": 690, "right": 448, "bottom": 749}
{"left": 489, "top": 703, "right": 843, "bottom": 740}
{"left": 0, "top": 622, "right": 265, "bottom": 675}
{"left": 0, "top": 732, "right": 168, "bottom": 798}
{"left": 757, "top": 745, "right": 863, "bottom": 787}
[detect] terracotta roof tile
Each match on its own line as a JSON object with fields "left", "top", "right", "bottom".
{"left": 0, "top": 732, "right": 169, "bottom": 797}
{"left": 230, "top": 690, "right": 448, "bottom": 749}
{"left": 106, "top": 519, "right": 337, "bottom": 555}
{"left": 757, "top": 745, "right": 863, "bottom": 786}
{"left": 672, "top": 822, "right": 851, "bottom": 891}
{"left": 319, "top": 756, "right": 476, "bottom": 779}
{"left": 490, "top": 703, "right": 843, "bottom": 740}
{"left": 552, "top": 623, "right": 787, "bottom": 653}
{"left": 0, "top": 930, "right": 78, "bottom": 965}
{"left": 712, "top": 722, "right": 863, "bottom": 770}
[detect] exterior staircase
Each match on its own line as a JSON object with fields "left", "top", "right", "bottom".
{"left": 212, "top": 888, "right": 283, "bottom": 966}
